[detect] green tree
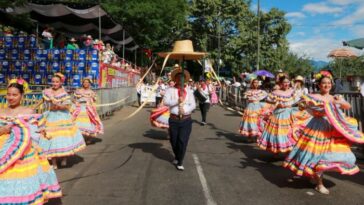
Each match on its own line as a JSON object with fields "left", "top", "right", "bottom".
{"left": 326, "top": 57, "right": 364, "bottom": 77}
{"left": 282, "top": 53, "right": 313, "bottom": 77}
{"left": 0, "top": 0, "right": 26, "bottom": 8}
{"left": 188, "top": 0, "right": 255, "bottom": 75}
{"left": 101, "top": 0, "right": 188, "bottom": 51}
{"left": 187, "top": 0, "right": 308, "bottom": 78}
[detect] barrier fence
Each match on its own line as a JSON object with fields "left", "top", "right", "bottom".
{"left": 219, "top": 86, "right": 364, "bottom": 132}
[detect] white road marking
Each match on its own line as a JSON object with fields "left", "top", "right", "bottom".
{"left": 192, "top": 154, "right": 217, "bottom": 205}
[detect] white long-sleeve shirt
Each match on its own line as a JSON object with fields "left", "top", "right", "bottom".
{"left": 163, "top": 87, "right": 196, "bottom": 115}
{"left": 200, "top": 86, "right": 211, "bottom": 103}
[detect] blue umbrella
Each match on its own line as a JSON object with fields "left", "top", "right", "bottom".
{"left": 254, "top": 70, "right": 275, "bottom": 78}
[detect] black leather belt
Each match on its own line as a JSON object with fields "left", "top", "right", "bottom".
{"left": 170, "top": 114, "right": 191, "bottom": 120}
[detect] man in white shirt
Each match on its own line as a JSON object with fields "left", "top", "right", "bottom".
{"left": 197, "top": 80, "right": 211, "bottom": 125}
{"left": 163, "top": 67, "right": 196, "bottom": 171}
{"left": 155, "top": 79, "right": 166, "bottom": 107}
{"left": 136, "top": 82, "right": 144, "bottom": 107}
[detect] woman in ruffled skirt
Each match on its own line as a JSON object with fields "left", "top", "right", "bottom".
{"left": 0, "top": 80, "right": 62, "bottom": 204}
{"left": 38, "top": 73, "right": 86, "bottom": 169}
{"left": 257, "top": 75, "right": 298, "bottom": 154}
{"left": 150, "top": 104, "right": 170, "bottom": 129}
{"left": 72, "top": 78, "right": 104, "bottom": 143}
{"left": 283, "top": 71, "right": 364, "bottom": 194}
{"left": 239, "top": 79, "right": 267, "bottom": 141}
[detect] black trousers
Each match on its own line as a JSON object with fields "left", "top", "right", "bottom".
{"left": 137, "top": 93, "right": 141, "bottom": 106}
{"left": 155, "top": 97, "right": 162, "bottom": 107}
{"left": 168, "top": 117, "right": 193, "bottom": 166}
{"left": 199, "top": 103, "right": 210, "bottom": 123}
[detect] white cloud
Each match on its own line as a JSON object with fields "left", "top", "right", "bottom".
{"left": 334, "top": 5, "right": 364, "bottom": 25}
{"left": 328, "top": 0, "right": 364, "bottom": 6}
{"left": 289, "top": 37, "right": 343, "bottom": 61}
{"left": 350, "top": 25, "right": 364, "bottom": 37}
{"left": 285, "top": 12, "right": 306, "bottom": 19}
{"left": 297, "top": 32, "right": 305, "bottom": 36}
{"left": 303, "top": 2, "right": 343, "bottom": 14}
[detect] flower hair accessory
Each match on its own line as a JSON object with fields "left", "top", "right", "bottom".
{"left": 7, "top": 77, "right": 31, "bottom": 93}
{"left": 54, "top": 72, "right": 66, "bottom": 83}
{"left": 8, "top": 78, "right": 25, "bottom": 87}
{"left": 315, "top": 70, "right": 333, "bottom": 81}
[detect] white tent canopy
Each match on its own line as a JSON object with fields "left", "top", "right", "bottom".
{"left": 6, "top": 2, "right": 138, "bottom": 50}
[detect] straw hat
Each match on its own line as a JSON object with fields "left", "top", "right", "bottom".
{"left": 295, "top": 75, "right": 305, "bottom": 82}
{"left": 158, "top": 40, "right": 207, "bottom": 60}
{"left": 171, "top": 67, "right": 191, "bottom": 82}
{"left": 70, "top": 37, "right": 77, "bottom": 42}
{"left": 87, "top": 35, "right": 93, "bottom": 39}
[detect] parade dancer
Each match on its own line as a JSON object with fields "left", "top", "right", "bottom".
{"left": 163, "top": 68, "right": 196, "bottom": 170}
{"left": 150, "top": 99, "right": 170, "bottom": 129}
{"left": 283, "top": 71, "right": 364, "bottom": 195}
{"left": 239, "top": 79, "right": 268, "bottom": 141}
{"left": 38, "top": 73, "right": 86, "bottom": 169}
{"left": 209, "top": 80, "right": 219, "bottom": 105}
{"left": 257, "top": 74, "right": 297, "bottom": 154}
{"left": 72, "top": 78, "right": 104, "bottom": 142}
{"left": 0, "top": 80, "right": 62, "bottom": 204}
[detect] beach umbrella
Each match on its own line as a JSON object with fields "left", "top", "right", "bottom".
{"left": 328, "top": 48, "right": 357, "bottom": 78}
{"left": 343, "top": 38, "right": 364, "bottom": 50}
{"left": 254, "top": 70, "right": 275, "bottom": 78}
{"left": 328, "top": 48, "right": 357, "bottom": 58}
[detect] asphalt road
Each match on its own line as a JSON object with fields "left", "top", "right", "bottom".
{"left": 49, "top": 105, "right": 364, "bottom": 205}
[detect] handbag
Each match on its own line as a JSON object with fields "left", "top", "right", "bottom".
{"left": 194, "top": 89, "right": 207, "bottom": 103}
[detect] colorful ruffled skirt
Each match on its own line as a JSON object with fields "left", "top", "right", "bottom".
{"left": 257, "top": 107, "right": 296, "bottom": 153}
{"left": 73, "top": 104, "right": 104, "bottom": 137}
{"left": 211, "top": 92, "right": 219, "bottom": 105}
{"left": 283, "top": 116, "right": 359, "bottom": 177}
{"left": 150, "top": 106, "right": 170, "bottom": 129}
{"left": 239, "top": 102, "right": 265, "bottom": 137}
{"left": 38, "top": 110, "right": 86, "bottom": 158}
{"left": 0, "top": 133, "right": 62, "bottom": 204}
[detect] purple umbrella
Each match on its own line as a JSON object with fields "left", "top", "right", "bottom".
{"left": 254, "top": 70, "right": 275, "bottom": 78}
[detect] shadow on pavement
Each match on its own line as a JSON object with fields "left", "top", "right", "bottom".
{"left": 215, "top": 130, "right": 246, "bottom": 144}
{"left": 224, "top": 113, "right": 242, "bottom": 117}
{"left": 144, "top": 129, "right": 169, "bottom": 140}
{"left": 226, "top": 142, "right": 336, "bottom": 189}
{"left": 327, "top": 169, "right": 364, "bottom": 187}
{"left": 128, "top": 142, "right": 174, "bottom": 163}
{"left": 46, "top": 198, "right": 62, "bottom": 205}
{"left": 61, "top": 155, "right": 84, "bottom": 169}
{"left": 85, "top": 137, "right": 103, "bottom": 145}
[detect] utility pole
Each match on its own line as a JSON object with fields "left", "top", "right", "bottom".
{"left": 217, "top": 10, "right": 221, "bottom": 78}
{"left": 98, "top": 0, "right": 101, "bottom": 40}
{"left": 256, "top": 0, "right": 260, "bottom": 71}
{"left": 122, "top": 29, "right": 125, "bottom": 61}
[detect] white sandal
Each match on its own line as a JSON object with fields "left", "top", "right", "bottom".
{"left": 315, "top": 185, "right": 330, "bottom": 195}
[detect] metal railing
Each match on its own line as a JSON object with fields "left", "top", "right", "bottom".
{"left": 219, "top": 86, "right": 364, "bottom": 132}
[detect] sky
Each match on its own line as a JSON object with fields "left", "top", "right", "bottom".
{"left": 252, "top": 0, "right": 364, "bottom": 61}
